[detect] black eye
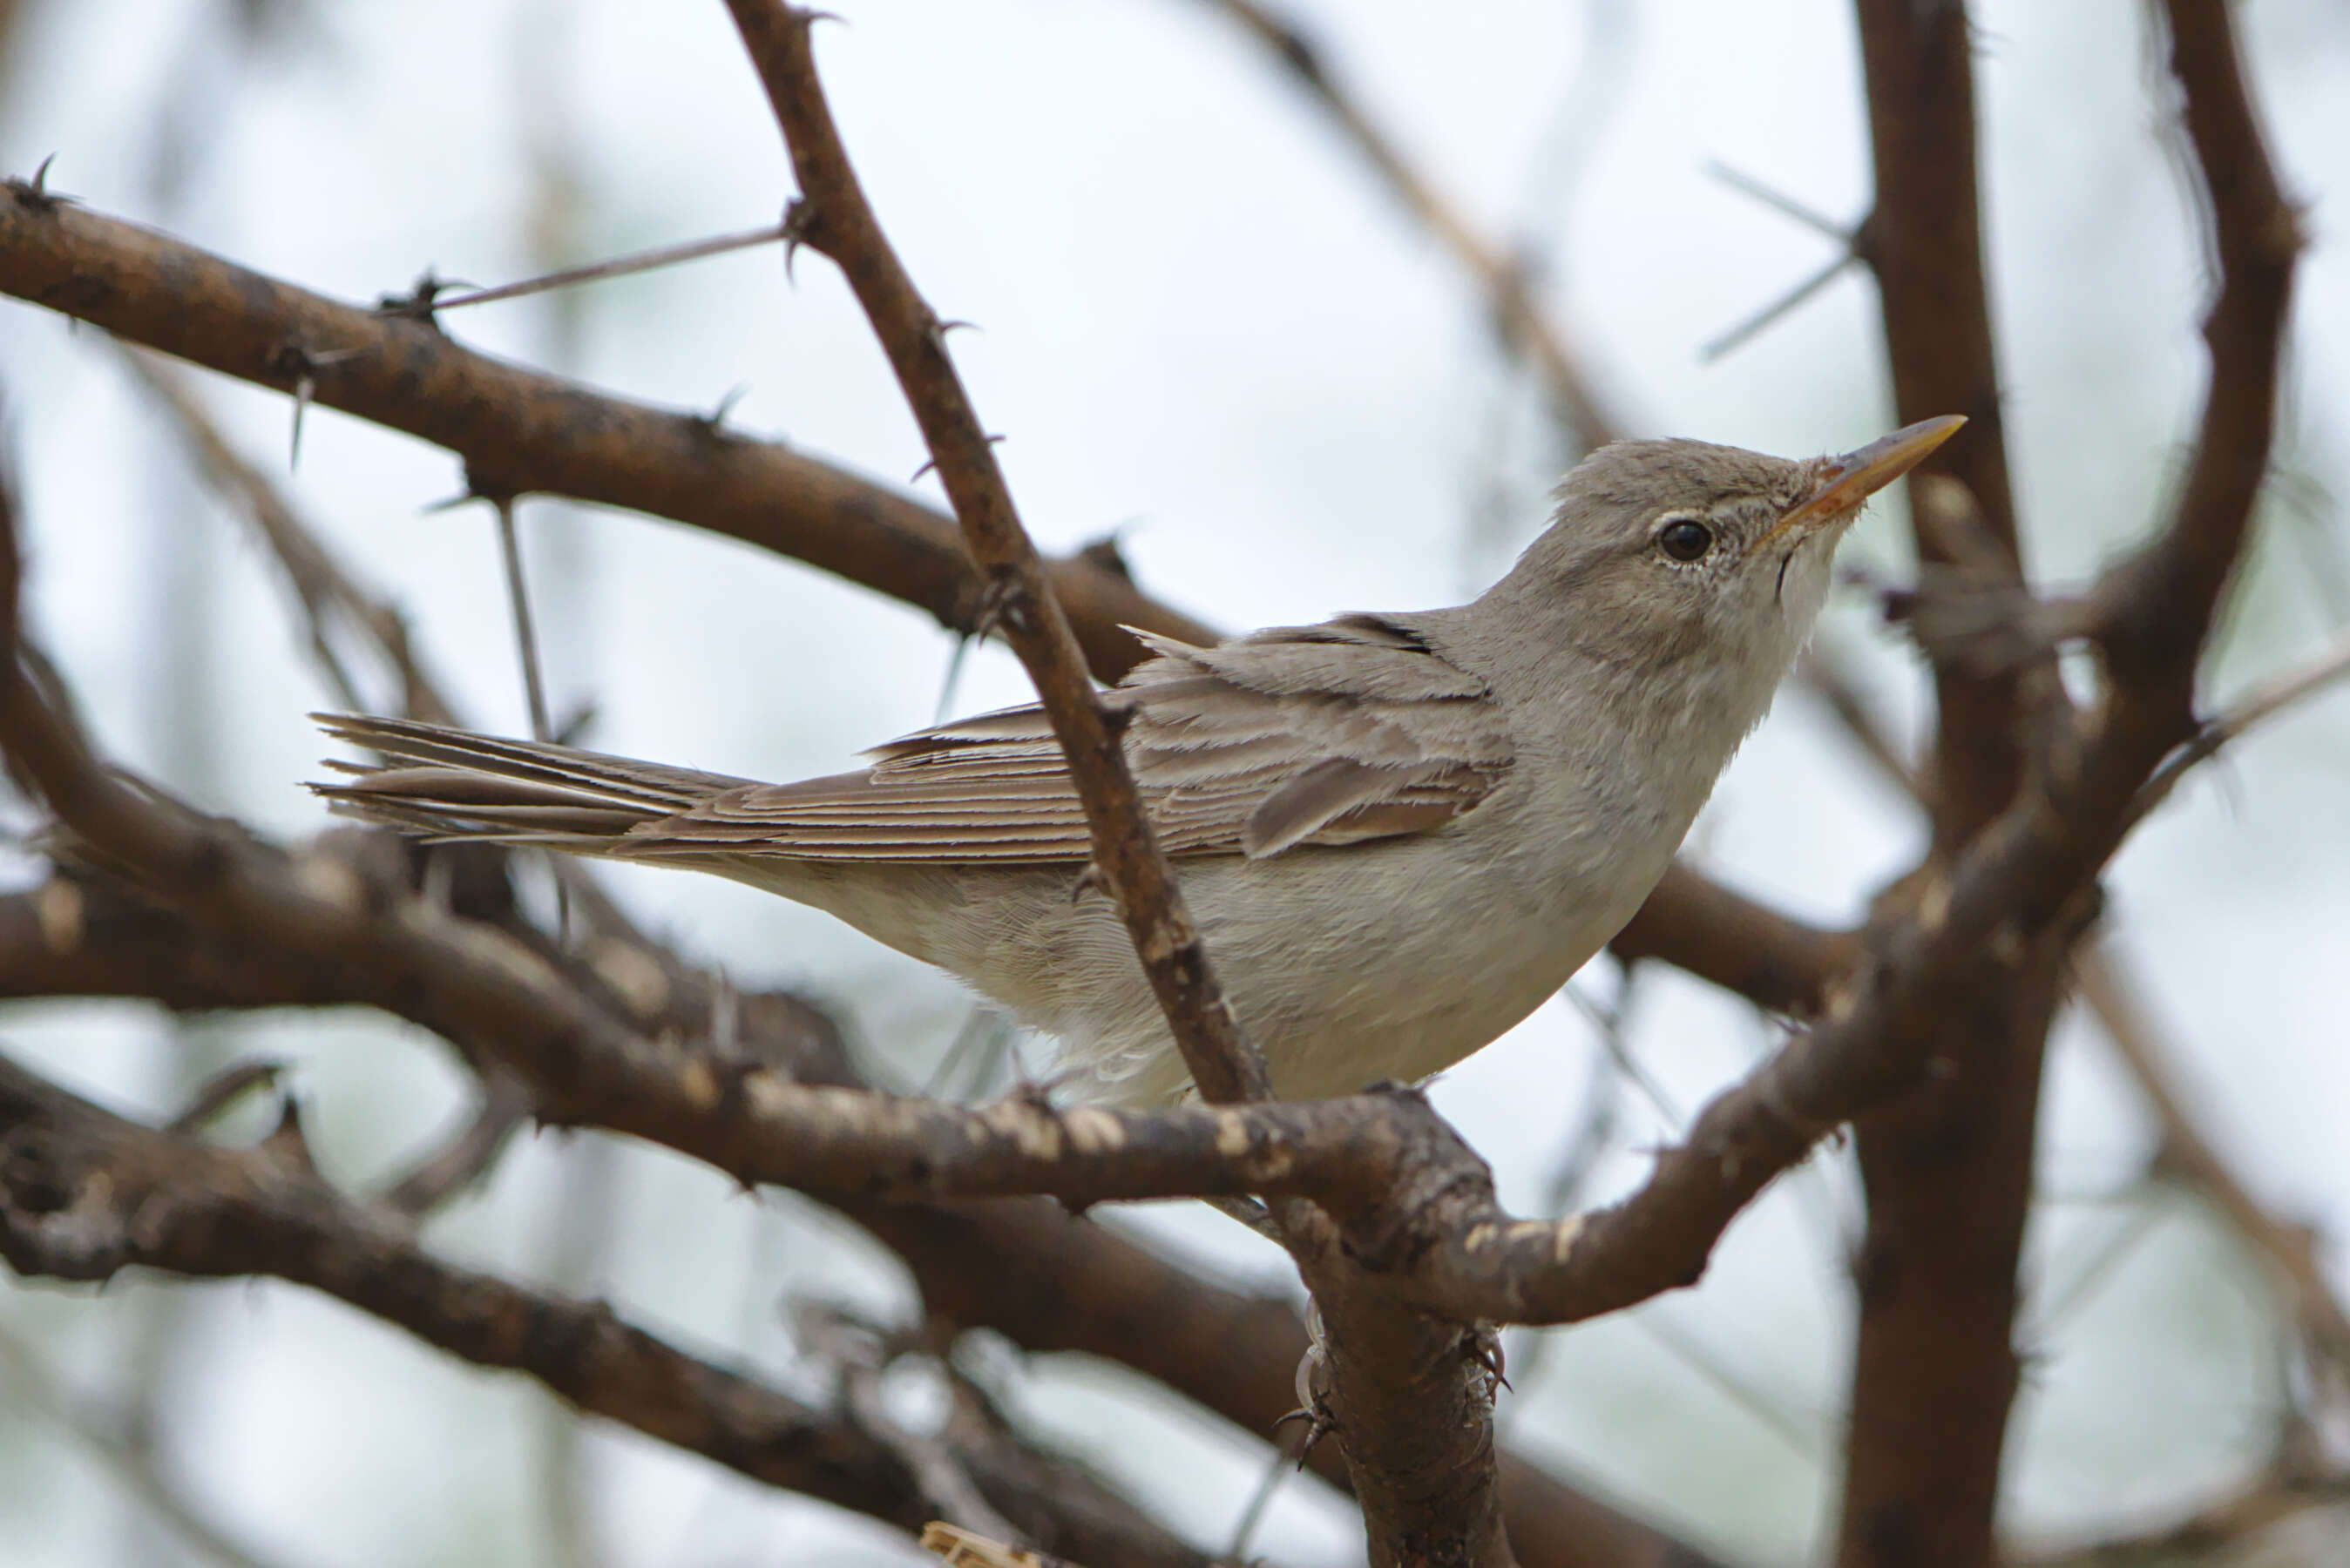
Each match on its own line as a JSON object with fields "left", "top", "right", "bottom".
{"left": 1656, "top": 517, "right": 1714, "bottom": 562}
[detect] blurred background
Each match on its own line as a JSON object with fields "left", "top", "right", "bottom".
{"left": 2, "top": 1, "right": 2348, "bottom": 1563}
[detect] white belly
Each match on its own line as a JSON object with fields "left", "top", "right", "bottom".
{"left": 736, "top": 782, "right": 1681, "bottom": 1105}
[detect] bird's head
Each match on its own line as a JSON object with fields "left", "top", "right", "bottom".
{"left": 1485, "top": 416, "right": 1965, "bottom": 687}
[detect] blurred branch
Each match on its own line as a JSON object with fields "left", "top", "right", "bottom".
{"left": 0, "top": 1056, "right": 1208, "bottom": 1568}
{"left": 376, "top": 1071, "right": 534, "bottom": 1216}
{"left": 2130, "top": 622, "right": 2350, "bottom": 824}
{"left": 416, "top": 218, "right": 789, "bottom": 314}
{"left": 1832, "top": 2, "right": 2302, "bottom": 1563}
{"left": 2020, "top": 1441, "right": 2350, "bottom": 1566}
{"left": 1195, "top": 0, "right": 1623, "bottom": 452}
{"left": 0, "top": 869, "right": 1718, "bottom": 1568}
{"left": 2075, "top": 950, "right": 2350, "bottom": 1364}
{"left": 0, "top": 1321, "right": 295, "bottom": 1568}
{"left": 1797, "top": 632, "right": 2350, "bottom": 1370}
{"left": 121, "top": 348, "right": 463, "bottom": 725}
{"left": 1838, "top": 2, "right": 2059, "bottom": 1560}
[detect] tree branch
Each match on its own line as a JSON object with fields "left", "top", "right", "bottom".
{"left": 0, "top": 175, "right": 1214, "bottom": 685}
{"left": 1195, "top": 0, "right": 1623, "bottom": 452}
{"left": 1839, "top": 6, "right": 2055, "bottom": 1561}
{"left": 721, "top": 1, "right": 1267, "bottom": 1109}
{"left": 0, "top": 1055, "right": 1206, "bottom": 1568}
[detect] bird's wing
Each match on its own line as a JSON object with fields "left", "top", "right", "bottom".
{"left": 316, "top": 614, "right": 1514, "bottom": 865}
{"left": 635, "top": 613, "right": 1512, "bottom": 863}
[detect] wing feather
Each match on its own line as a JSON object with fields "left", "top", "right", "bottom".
{"left": 317, "top": 612, "right": 1514, "bottom": 865}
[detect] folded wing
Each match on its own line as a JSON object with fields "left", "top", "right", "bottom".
{"left": 316, "top": 613, "right": 1514, "bottom": 865}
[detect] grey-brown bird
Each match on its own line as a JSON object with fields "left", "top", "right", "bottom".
{"left": 317, "top": 417, "right": 1961, "bottom": 1104}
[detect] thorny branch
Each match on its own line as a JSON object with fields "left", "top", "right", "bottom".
{"left": 0, "top": 859, "right": 1723, "bottom": 1568}
{"left": 721, "top": 1, "right": 1269, "bottom": 1110}
{"left": 0, "top": 175, "right": 1216, "bottom": 684}
{"left": 0, "top": 1058, "right": 1208, "bottom": 1568}
{"left": 0, "top": 5, "right": 2315, "bottom": 1564}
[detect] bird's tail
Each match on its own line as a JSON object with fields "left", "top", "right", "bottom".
{"left": 312, "top": 713, "right": 758, "bottom": 852}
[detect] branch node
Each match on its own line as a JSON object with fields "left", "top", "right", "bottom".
{"left": 374, "top": 268, "right": 464, "bottom": 329}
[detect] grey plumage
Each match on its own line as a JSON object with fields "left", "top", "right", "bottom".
{"left": 316, "top": 419, "right": 1961, "bottom": 1105}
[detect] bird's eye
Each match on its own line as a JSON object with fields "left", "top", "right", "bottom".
{"left": 1656, "top": 517, "right": 1715, "bottom": 563}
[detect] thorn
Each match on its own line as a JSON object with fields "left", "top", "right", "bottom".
{"left": 11, "top": 154, "right": 74, "bottom": 213}
{"left": 375, "top": 268, "right": 468, "bottom": 328}
{"left": 1701, "top": 251, "right": 1861, "bottom": 363}
{"left": 910, "top": 455, "right": 938, "bottom": 484}
{"left": 1705, "top": 160, "right": 1852, "bottom": 240}
{"left": 290, "top": 375, "right": 314, "bottom": 469}
{"left": 1074, "top": 530, "right": 1136, "bottom": 584}
{"left": 692, "top": 383, "right": 751, "bottom": 433}
{"left": 1069, "top": 861, "right": 1108, "bottom": 904}
{"left": 1272, "top": 1403, "right": 1338, "bottom": 1466}
{"left": 261, "top": 1094, "right": 322, "bottom": 1175}
{"left": 933, "top": 633, "right": 974, "bottom": 725}
{"left": 166, "top": 1059, "right": 288, "bottom": 1133}
{"left": 1464, "top": 1323, "right": 1510, "bottom": 1394}
{"left": 267, "top": 343, "right": 368, "bottom": 470}
{"left": 933, "top": 318, "right": 979, "bottom": 340}
{"left": 780, "top": 198, "right": 821, "bottom": 282}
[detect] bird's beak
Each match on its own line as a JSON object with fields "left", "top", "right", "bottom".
{"left": 1750, "top": 414, "right": 1967, "bottom": 556}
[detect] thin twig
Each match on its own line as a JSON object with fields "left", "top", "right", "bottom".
{"left": 378, "top": 1072, "right": 534, "bottom": 1216}
{"left": 2131, "top": 624, "right": 2350, "bottom": 823}
{"left": 2075, "top": 950, "right": 2350, "bottom": 1362}
{"left": 122, "top": 349, "right": 460, "bottom": 725}
{"left": 1197, "top": 0, "right": 1622, "bottom": 452}
{"left": 406, "top": 220, "right": 789, "bottom": 314}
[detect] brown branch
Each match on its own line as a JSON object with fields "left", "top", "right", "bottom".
{"left": 1839, "top": 6, "right": 2055, "bottom": 1563}
{"left": 0, "top": 1055, "right": 1207, "bottom": 1568}
{"left": 1832, "top": 3, "right": 2301, "bottom": 1561}
{"left": 2088, "top": 0, "right": 2303, "bottom": 696}
{"left": 0, "top": 871, "right": 1722, "bottom": 1568}
{"left": 2130, "top": 622, "right": 2350, "bottom": 824}
{"left": 1853, "top": 0, "right": 2027, "bottom": 843}
{"left": 1610, "top": 862, "right": 1856, "bottom": 1017}
{"left": 376, "top": 1071, "right": 534, "bottom": 1216}
{"left": 0, "top": 177, "right": 1214, "bottom": 685}
{"left": 1196, "top": 0, "right": 1623, "bottom": 452}
{"left": 1796, "top": 632, "right": 2350, "bottom": 1371}
{"left": 721, "top": 3, "right": 1267, "bottom": 1110}
{"left": 717, "top": 18, "right": 1515, "bottom": 1561}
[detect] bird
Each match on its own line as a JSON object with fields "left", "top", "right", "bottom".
{"left": 315, "top": 416, "right": 1961, "bottom": 1105}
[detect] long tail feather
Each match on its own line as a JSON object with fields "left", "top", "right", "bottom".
{"left": 312, "top": 713, "right": 757, "bottom": 851}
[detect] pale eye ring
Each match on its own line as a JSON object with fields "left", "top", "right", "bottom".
{"left": 1656, "top": 517, "right": 1715, "bottom": 563}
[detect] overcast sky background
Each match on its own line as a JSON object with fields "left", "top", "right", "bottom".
{"left": 3, "top": 2, "right": 2348, "bottom": 1564}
